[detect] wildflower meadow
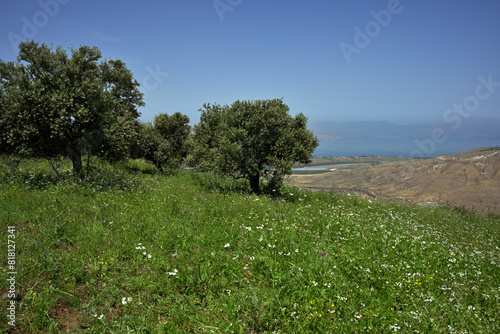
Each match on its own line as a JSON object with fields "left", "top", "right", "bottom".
{"left": 0, "top": 157, "right": 498, "bottom": 333}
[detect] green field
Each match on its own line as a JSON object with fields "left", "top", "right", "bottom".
{"left": 1, "top": 157, "right": 498, "bottom": 333}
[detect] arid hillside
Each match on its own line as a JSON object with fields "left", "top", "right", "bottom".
{"left": 289, "top": 147, "right": 500, "bottom": 214}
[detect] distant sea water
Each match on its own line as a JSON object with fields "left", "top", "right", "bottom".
{"left": 312, "top": 138, "right": 500, "bottom": 158}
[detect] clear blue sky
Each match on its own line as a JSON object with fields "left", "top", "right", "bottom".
{"left": 1, "top": 0, "right": 500, "bottom": 126}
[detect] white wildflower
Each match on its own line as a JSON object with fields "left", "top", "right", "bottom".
{"left": 121, "top": 297, "right": 132, "bottom": 305}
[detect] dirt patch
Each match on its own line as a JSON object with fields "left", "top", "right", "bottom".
{"left": 47, "top": 297, "right": 83, "bottom": 333}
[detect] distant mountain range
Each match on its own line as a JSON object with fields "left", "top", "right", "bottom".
{"left": 310, "top": 120, "right": 500, "bottom": 141}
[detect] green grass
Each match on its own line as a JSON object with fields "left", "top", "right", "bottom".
{"left": 0, "top": 157, "right": 499, "bottom": 333}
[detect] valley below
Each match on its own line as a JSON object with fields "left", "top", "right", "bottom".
{"left": 288, "top": 146, "right": 500, "bottom": 215}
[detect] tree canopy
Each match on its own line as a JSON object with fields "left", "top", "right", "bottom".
{"left": 133, "top": 112, "right": 191, "bottom": 172}
{"left": 0, "top": 41, "right": 144, "bottom": 178}
{"left": 185, "top": 98, "right": 319, "bottom": 193}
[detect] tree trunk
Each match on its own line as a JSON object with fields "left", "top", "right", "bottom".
{"left": 66, "top": 145, "right": 83, "bottom": 179}
{"left": 249, "top": 174, "right": 260, "bottom": 194}
{"left": 155, "top": 161, "right": 164, "bottom": 172}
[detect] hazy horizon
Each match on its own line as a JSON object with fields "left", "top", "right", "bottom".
{"left": 1, "top": 0, "right": 500, "bottom": 128}
{"left": 308, "top": 116, "right": 500, "bottom": 127}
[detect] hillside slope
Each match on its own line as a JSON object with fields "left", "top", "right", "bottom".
{"left": 289, "top": 146, "right": 500, "bottom": 214}
{"left": 0, "top": 157, "right": 498, "bottom": 332}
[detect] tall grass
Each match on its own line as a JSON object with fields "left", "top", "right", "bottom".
{"left": 0, "top": 157, "right": 498, "bottom": 333}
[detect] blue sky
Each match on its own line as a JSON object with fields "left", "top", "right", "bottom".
{"left": 1, "top": 0, "right": 500, "bottom": 127}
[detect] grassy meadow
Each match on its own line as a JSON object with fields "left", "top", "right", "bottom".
{"left": 0, "top": 157, "right": 499, "bottom": 333}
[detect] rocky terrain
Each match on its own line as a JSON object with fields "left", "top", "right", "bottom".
{"left": 288, "top": 146, "right": 500, "bottom": 215}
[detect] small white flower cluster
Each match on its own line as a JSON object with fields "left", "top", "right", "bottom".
{"left": 224, "top": 243, "right": 230, "bottom": 248}
{"left": 277, "top": 251, "right": 290, "bottom": 256}
{"left": 122, "top": 297, "right": 132, "bottom": 305}
{"left": 94, "top": 314, "right": 104, "bottom": 320}
{"left": 135, "top": 243, "right": 152, "bottom": 258}
{"left": 424, "top": 295, "right": 434, "bottom": 302}
{"left": 389, "top": 324, "right": 401, "bottom": 331}
{"left": 168, "top": 269, "right": 178, "bottom": 276}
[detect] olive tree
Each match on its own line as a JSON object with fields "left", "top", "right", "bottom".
{"left": 133, "top": 112, "right": 190, "bottom": 172}
{"left": 153, "top": 112, "right": 191, "bottom": 160}
{"left": 0, "top": 41, "right": 144, "bottom": 178}
{"left": 186, "top": 98, "right": 319, "bottom": 193}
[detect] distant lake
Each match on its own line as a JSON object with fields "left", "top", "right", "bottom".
{"left": 292, "top": 163, "right": 357, "bottom": 174}
{"left": 312, "top": 137, "right": 500, "bottom": 158}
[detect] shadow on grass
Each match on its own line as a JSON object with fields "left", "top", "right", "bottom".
{"left": 187, "top": 170, "right": 314, "bottom": 204}
{"left": 188, "top": 171, "right": 253, "bottom": 195}
{"left": 1, "top": 156, "right": 139, "bottom": 192}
